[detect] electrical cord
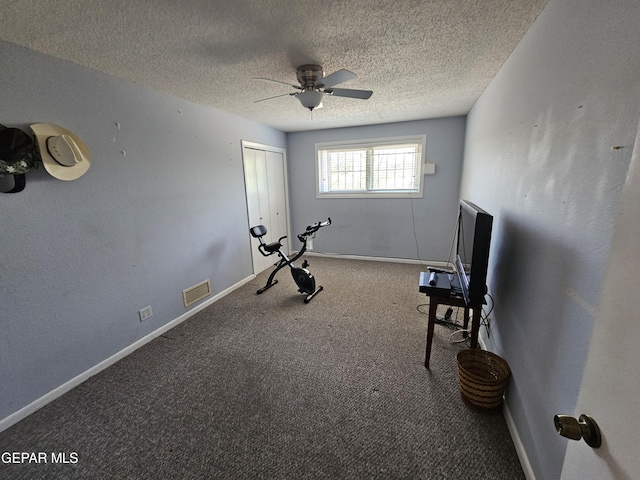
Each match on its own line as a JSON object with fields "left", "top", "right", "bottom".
{"left": 410, "top": 193, "right": 461, "bottom": 270}
{"left": 446, "top": 218, "right": 460, "bottom": 270}
{"left": 416, "top": 303, "right": 472, "bottom": 346}
{"left": 450, "top": 329, "right": 471, "bottom": 343}
{"left": 409, "top": 193, "right": 423, "bottom": 262}
{"left": 478, "top": 292, "right": 495, "bottom": 334}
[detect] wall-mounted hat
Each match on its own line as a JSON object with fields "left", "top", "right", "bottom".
{"left": 0, "top": 173, "right": 26, "bottom": 193}
{"left": 31, "top": 124, "right": 91, "bottom": 181}
{"left": 0, "top": 126, "right": 35, "bottom": 193}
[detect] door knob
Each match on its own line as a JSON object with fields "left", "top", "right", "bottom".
{"left": 553, "top": 414, "right": 601, "bottom": 448}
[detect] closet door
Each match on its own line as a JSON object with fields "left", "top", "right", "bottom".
{"left": 265, "top": 150, "right": 288, "bottom": 254}
{"left": 243, "top": 143, "right": 289, "bottom": 275}
{"left": 245, "top": 148, "right": 270, "bottom": 274}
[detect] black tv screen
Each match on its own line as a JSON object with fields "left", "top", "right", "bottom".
{"left": 456, "top": 200, "right": 493, "bottom": 305}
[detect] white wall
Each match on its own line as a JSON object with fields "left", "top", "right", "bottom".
{"left": 286, "top": 117, "right": 466, "bottom": 262}
{"left": 462, "top": 0, "right": 640, "bottom": 478}
{"left": 0, "top": 41, "right": 285, "bottom": 424}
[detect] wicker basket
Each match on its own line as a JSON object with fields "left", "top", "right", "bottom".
{"left": 457, "top": 349, "right": 511, "bottom": 413}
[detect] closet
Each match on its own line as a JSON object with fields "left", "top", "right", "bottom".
{"left": 242, "top": 141, "right": 289, "bottom": 275}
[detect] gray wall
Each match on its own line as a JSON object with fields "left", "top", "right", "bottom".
{"left": 286, "top": 118, "right": 466, "bottom": 262}
{"left": 461, "top": 0, "right": 640, "bottom": 478}
{"left": 0, "top": 41, "right": 285, "bottom": 421}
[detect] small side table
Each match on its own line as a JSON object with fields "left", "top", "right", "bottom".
{"left": 425, "top": 295, "right": 481, "bottom": 368}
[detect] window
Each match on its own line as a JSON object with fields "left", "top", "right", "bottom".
{"left": 316, "top": 135, "right": 426, "bottom": 198}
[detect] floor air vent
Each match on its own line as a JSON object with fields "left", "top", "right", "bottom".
{"left": 183, "top": 279, "right": 211, "bottom": 307}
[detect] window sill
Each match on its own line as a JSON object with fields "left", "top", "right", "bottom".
{"left": 317, "top": 191, "right": 423, "bottom": 199}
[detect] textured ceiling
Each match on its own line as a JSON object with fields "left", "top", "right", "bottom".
{"left": 0, "top": 0, "right": 547, "bottom": 132}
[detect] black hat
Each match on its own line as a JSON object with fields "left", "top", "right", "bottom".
{"left": 0, "top": 128, "right": 33, "bottom": 167}
{"left": 0, "top": 173, "right": 25, "bottom": 193}
{"left": 0, "top": 126, "right": 36, "bottom": 194}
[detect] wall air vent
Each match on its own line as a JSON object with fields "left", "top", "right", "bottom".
{"left": 182, "top": 279, "right": 211, "bottom": 307}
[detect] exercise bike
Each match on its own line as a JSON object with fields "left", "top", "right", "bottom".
{"left": 249, "top": 218, "right": 331, "bottom": 303}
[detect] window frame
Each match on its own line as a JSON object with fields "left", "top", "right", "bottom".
{"left": 315, "top": 134, "right": 427, "bottom": 199}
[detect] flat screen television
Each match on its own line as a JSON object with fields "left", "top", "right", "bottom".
{"left": 455, "top": 199, "right": 493, "bottom": 305}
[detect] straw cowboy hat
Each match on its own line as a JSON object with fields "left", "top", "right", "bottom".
{"left": 31, "top": 124, "right": 91, "bottom": 181}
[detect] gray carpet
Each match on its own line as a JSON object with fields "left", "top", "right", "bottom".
{"left": 0, "top": 256, "right": 525, "bottom": 479}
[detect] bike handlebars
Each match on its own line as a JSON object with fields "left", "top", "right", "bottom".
{"left": 306, "top": 217, "right": 331, "bottom": 233}
{"left": 298, "top": 217, "right": 331, "bottom": 242}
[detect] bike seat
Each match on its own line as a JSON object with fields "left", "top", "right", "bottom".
{"left": 251, "top": 225, "right": 282, "bottom": 255}
{"left": 250, "top": 225, "right": 267, "bottom": 238}
{"left": 262, "top": 242, "right": 282, "bottom": 254}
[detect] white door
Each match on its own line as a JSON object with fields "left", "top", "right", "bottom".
{"left": 266, "top": 150, "right": 288, "bottom": 252}
{"left": 244, "top": 147, "right": 270, "bottom": 274}
{"left": 560, "top": 117, "right": 640, "bottom": 479}
{"left": 243, "top": 142, "right": 289, "bottom": 276}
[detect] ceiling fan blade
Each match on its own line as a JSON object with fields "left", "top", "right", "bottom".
{"left": 326, "top": 88, "right": 373, "bottom": 100}
{"left": 315, "top": 69, "right": 356, "bottom": 88}
{"left": 254, "top": 78, "right": 303, "bottom": 90}
{"left": 254, "top": 92, "right": 296, "bottom": 103}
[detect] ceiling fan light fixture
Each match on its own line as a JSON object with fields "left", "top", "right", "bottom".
{"left": 255, "top": 65, "right": 371, "bottom": 112}
{"left": 297, "top": 90, "right": 324, "bottom": 111}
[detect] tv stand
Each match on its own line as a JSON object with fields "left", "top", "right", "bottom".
{"left": 423, "top": 294, "right": 481, "bottom": 369}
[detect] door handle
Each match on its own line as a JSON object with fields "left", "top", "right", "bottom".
{"left": 553, "top": 414, "right": 601, "bottom": 448}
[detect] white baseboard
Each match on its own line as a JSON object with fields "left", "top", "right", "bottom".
{"left": 480, "top": 338, "right": 534, "bottom": 479}
{"left": 503, "top": 401, "right": 536, "bottom": 480}
{"left": 0, "top": 274, "right": 255, "bottom": 433}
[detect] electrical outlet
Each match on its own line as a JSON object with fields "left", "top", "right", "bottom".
{"left": 139, "top": 305, "right": 153, "bottom": 322}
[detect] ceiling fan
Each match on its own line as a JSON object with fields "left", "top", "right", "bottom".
{"left": 255, "top": 64, "right": 373, "bottom": 111}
